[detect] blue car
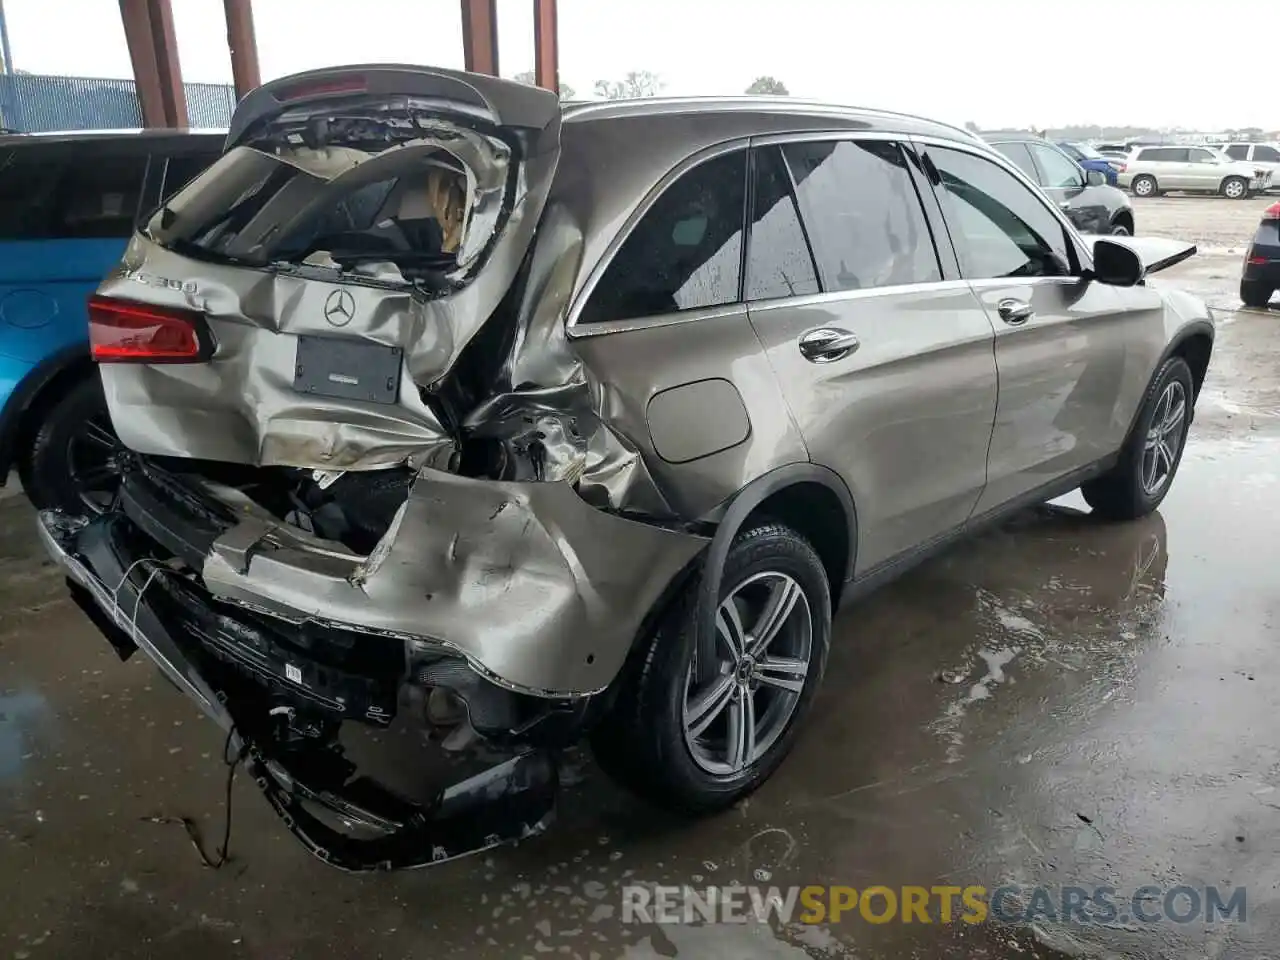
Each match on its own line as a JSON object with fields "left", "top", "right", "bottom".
{"left": 1055, "top": 141, "right": 1122, "bottom": 186}
{"left": 0, "top": 129, "right": 221, "bottom": 512}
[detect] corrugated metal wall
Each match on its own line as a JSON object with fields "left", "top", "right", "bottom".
{"left": 0, "top": 74, "right": 236, "bottom": 132}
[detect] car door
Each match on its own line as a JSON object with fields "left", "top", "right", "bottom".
{"left": 1185, "top": 147, "right": 1224, "bottom": 190}
{"left": 0, "top": 140, "right": 148, "bottom": 367}
{"left": 1027, "top": 142, "right": 1109, "bottom": 234}
{"left": 744, "top": 137, "right": 998, "bottom": 573}
{"left": 919, "top": 141, "right": 1141, "bottom": 516}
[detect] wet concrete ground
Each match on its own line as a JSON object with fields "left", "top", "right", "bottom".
{"left": 3, "top": 196, "right": 1280, "bottom": 959}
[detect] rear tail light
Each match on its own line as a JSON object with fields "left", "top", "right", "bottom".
{"left": 1114, "top": 162, "right": 1127, "bottom": 173}
{"left": 1263, "top": 201, "right": 1280, "bottom": 221}
{"left": 88, "top": 295, "right": 213, "bottom": 363}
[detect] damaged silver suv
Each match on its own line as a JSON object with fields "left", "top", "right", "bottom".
{"left": 39, "top": 66, "right": 1213, "bottom": 870}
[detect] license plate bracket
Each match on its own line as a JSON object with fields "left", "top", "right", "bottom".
{"left": 294, "top": 336, "right": 402, "bottom": 405}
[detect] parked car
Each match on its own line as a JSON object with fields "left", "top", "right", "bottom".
{"left": 1056, "top": 140, "right": 1122, "bottom": 186}
{"left": 0, "top": 129, "right": 222, "bottom": 513}
{"left": 1241, "top": 200, "right": 1280, "bottom": 308}
{"left": 1119, "top": 145, "right": 1272, "bottom": 198}
{"left": 1220, "top": 142, "right": 1280, "bottom": 190}
{"left": 988, "top": 136, "right": 1135, "bottom": 234}
{"left": 39, "top": 66, "right": 1213, "bottom": 870}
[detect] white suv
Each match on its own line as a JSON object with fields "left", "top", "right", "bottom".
{"left": 1220, "top": 142, "right": 1280, "bottom": 191}
{"left": 1118, "top": 145, "right": 1272, "bottom": 199}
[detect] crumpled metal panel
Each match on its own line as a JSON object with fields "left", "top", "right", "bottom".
{"left": 200, "top": 469, "right": 707, "bottom": 696}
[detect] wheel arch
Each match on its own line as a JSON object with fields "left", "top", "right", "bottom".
{"left": 1118, "top": 322, "right": 1213, "bottom": 450}
{"left": 698, "top": 463, "right": 858, "bottom": 628}
{"left": 1111, "top": 209, "right": 1135, "bottom": 233}
{"left": 0, "top": 346, "right": 96, "bottom": 484}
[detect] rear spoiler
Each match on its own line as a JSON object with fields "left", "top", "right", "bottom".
{"left": 227, "top": 64, "right": 560, "bottom": 150}
{"left": 1085, "top": 234, "right": 1197, "bottom": 276}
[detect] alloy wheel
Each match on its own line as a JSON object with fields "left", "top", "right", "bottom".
{"left": 1141, "top": 380, "right": 1187, "bottom": 496}
{"left": 65, "top": 414, "right": 126, "bottom": 514}
{"left": 682, "top": 571, "right": 813, "bottom": 776}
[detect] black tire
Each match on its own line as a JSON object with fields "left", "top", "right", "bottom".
{"left": 1110, "top": 219, "right": 1132, "bottom": 236}
{"left": 24, "top": 375, "right": 123, "bottom": 515}
{"left": 592, "top": 522, "right": 831, "bottom": 814}
{"left": 1221, "top": 176, "right": 1249, "bottom": 200}
{"left": 1241, "top": 279, "right": 1274, "bottom": 309}
{"left": 1131, "top": 175, "right": 1158, "bottom": 198}
{"left": 1081, "top": 356, "right": 1194, "bottom": 521}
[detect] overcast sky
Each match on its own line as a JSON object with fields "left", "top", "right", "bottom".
{"left": 1, "top": 0, "right": 1268, "bottom": 131}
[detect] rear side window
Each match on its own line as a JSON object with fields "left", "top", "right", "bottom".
{"left": 929, "top": 145, "right": 1070, "bottom": 280}
{"left": 993, "top": 142, "right": 1039, "bottom": 182}
{"left": 1225, "top": 144, "right": 1250, "bottom": 160}
{"left": 0, "top": 151, "right": 64, "bottom": 239}
{"left": 1139, "top": 148, "right": 1187, "bottom": 162}
{"left": 579, "top": 150, "right": 747, "bottom": 324}
{"left": 783, "top": 139, "right": 940, "bottom": 292}
{"left": 745, "top": 146, "right": 819, "bottom": 301}
{"left": 55, "top": 153, "right": 148, "bottom": 238}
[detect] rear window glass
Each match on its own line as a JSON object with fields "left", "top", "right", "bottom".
{"left": 147, "top": 124, "right": 512, "bottom": 290}
{"left": 579, "top": 150, "right": 747, "bottom": 324}
{"left": 0, "top": 152, "right": 64, "bottom": 240}
{"left": 161, "top": 152, "right": 220, "bottom": 201}
{"left": 0, "top": 149, "right": 146, "bottom": 240}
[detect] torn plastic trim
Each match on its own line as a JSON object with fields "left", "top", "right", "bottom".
{"left": 37, "top": 510, "right": 559, "bottom": 872}
{"left": 199, "top": 467, "right": 709, "bottom": 697}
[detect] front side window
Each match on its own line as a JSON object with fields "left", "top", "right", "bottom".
{"left": 1254, "top": 145, "right": 1280, "bottom": 163}
{"left": 782, "top": 139, "right": 940, "bottom": 292}
{"left": 1189, "top": 148, "right": 1218, "bottom": 164}
{"left": 745, "top": 146, "right": 819, "bottom": 301}
{"left": 579, "top": 149, "right": 747, "bottom": 324}
{"left": 993, "top": 142, "right": 1039, "bottom": 182}
{"left": 1030, "top": 144, "right": 1084, "bottom": 188}
{"left": 929, "top": 145, "right": 1071, "bottom": 280}
{"left": 1226, "top": 144, "right": 1250, "bottom": 160}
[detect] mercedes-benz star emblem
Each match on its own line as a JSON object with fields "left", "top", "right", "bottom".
{"left": 323, "top": 289, "right": 356, "bottom": 327}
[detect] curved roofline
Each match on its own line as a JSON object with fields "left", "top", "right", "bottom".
{"left": 561, "top": 95, "right": 983, "bottom": 144}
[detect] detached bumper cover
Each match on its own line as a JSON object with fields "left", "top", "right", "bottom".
{"left": 39, "top": 509, "right": 558, "bottom": 871}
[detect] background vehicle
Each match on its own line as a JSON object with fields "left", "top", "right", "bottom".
{"left": 0, "top": 129, "right": 222, "bottom": 513}
{"left": 1119, "top": 145, "right": 1271, "bottom": 198}
{"left": 40, "top": 66, "right": 1213, "bottom": 868}
{"left": 1056, "top": 140, "right": 1122, "bottom": 186}
{"left": 1241, "top": 200, "right": 1280, "bottom": 308}
{"left": 988, "top": 136, "right": 1135, "bottom": 234}
{"left": 1220, "top": 142, "right": 1280, "bottom": 189}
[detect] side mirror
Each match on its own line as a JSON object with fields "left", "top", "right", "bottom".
{"left": 1090, "top": 238, "right": 1144, "bottom": 287}
{"left": 1085, "top": 168, "right": 1106, "bottom": 187}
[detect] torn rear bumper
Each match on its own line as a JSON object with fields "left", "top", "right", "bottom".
{"left": 39, "top": 508, "right": 561, "bottom": 871}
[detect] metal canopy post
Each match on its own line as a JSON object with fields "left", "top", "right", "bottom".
{"left": 533, "top": 0, "right": 558, "bottom": 94}
{"left": 222, "top": 0, "right": 261, "bottom": 100}
{"left": 119, "top": 0, "right": 187, "bottom": 128}
{"left": 460, "top": 0, "right": 499, "bottom": 77}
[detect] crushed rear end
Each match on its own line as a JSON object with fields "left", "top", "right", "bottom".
{"left": 38, "top": 65, "right": 707, "bottom": 869}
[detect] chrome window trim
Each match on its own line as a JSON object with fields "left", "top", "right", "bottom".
{"left": 564, "top": 137, "right": 752, "bottom": 339}
{"left": 567, "top": 302, "right": 747, "bottom": 339}
{"left": 908, "top": 133, "right": 1095, "bottom": 273}
{"left": 747, "top": 277, "right": 972, "bottom": 315}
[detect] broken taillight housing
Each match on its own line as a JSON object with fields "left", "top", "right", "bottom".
{"left": 88, "top": 295, "right": 213, "bottom": 363}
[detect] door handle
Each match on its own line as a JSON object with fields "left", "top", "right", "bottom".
{"left": 997, "top": 298, "right": 1034, "bottom": 326}
{"left": 798, "top": 327, "right": 860, "bottom": 363}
